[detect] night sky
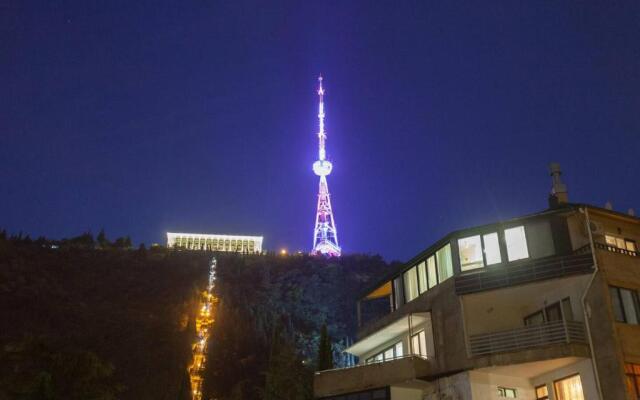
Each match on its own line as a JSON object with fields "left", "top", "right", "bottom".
{"left": 2, "top": 1, "right": 639, "bottom": 261}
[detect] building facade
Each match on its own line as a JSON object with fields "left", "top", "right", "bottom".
{"left": 314, "top": 166, "right": 640, "bottom": 400}
{"left": 166, "top": 232, "right": 263, "bottom": 253}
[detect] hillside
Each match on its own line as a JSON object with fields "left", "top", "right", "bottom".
{"left": 0, "top": 234, "right": 394, "bottom": 400}
{"left": 202, "top": 253, "right": 392, "bottom": 400}
{"left": 0, "top": 235, "right": 210, "bottom": 400}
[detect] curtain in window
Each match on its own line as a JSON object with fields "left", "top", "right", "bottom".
{"left": 554, "top": 375, "right": 585, "bottom": 400}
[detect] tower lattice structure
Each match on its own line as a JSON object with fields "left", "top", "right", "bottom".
{"left": 311, "top": 76, "right": 341, "bottom": 257}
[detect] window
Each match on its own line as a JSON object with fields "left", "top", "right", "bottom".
{"left": 458, "top": 235, "right": 484, "bottom": 271}
{"left": 497, "top": 387, "right": 517, "bottom": 398}
{"left": 562, "top": 298, "right": 574, "bottom": 321}
{"left": 536, "top": 385, "right": 549, "bottom": 400}
{"left": 436, "top": 244, "right": 453, "bottom": 282}
{"left": 554, "top": 374, "right": 585, "bottom": 400}
{"left": 394, "top": 342, "right": 403, "bottom": 357}
{"left": 411, "top": 330, "right": 428, "bottom": 358}
{"left": 545, "top": 302, "right": 562, "bottom": 322}
{"left": 483, "top": 232, "right": 502, "bottom": 265}
{"left": 605, "top": 234, "right": 637, "bottom": 253}
{"left": 393, "top": 277, "right": 404, "bottom": 310}
{"left": 366, "top": 342, "right": 403, "bottom": 364}
{"left": 610, "top": 286, "right": 640, "bottom": 324}
{"left": 524, "top": 310, "right": 545, "bottom": 326}
{"left": 625, "top": 363, "right": 640, "bottom": 399}
{"left": 524, "top": 298, "right": 573, "bottom": 326}
{"left": 427, "top": 256, "right": 437, "bottom": 289}
{"left": 403, "top": 267, "right": 419, "bottom": 303}
{"left": 417, "top": 261, "right": 428, "bottom": 294}
{"left": 505, "top": 226, "right": 529, "bottom": 261}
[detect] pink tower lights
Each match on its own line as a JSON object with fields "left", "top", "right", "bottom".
{"left": 311, "top": 75, "right": 341, "bottom": 257}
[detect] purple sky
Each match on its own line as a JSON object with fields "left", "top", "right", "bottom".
{"left": 2, "top": 1, "right": 639, "bottom": 261}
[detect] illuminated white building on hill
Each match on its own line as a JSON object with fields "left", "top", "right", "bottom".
{"left": 166, "top": 232, "right": 263, "bottom": 253}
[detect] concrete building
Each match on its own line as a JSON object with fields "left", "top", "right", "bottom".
{"left": 166, "top": 232, "right": 263, "bottom": 253}
{"left": 315, "top": 164, "right": 640, "bottom": 400}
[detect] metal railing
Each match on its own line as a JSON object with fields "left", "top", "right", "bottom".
{"left": 468, "top": 319, "right": 587, "bottom": 357}
{"left": 455, "top": 253, "right": 594, "bottom": 295}
{"left": 594, "top": 241, "right": 638, "bottom": 257}
{"left": 315, "top": 354, "right": 429, "bottom": 374}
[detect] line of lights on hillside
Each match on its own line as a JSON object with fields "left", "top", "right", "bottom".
{"left": 188, "top": 258, "right": 217, "bottom": 400}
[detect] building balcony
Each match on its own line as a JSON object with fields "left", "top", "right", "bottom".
{"left": 468, "top": 319, "right": 587, "bottom": 357}
{"left": 455, "top": 253, "right": 593, "bottom": 295}
{"left": 314, "top": 355, "right": 431, "bottom": 398}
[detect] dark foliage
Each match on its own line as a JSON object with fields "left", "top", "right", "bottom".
{"left": 0, "top": 234, "right": 211, "bottom": 400}
{"left": 202, "top": 253, "right": 393, "bottom": 400}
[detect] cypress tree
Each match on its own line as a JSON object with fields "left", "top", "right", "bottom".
{"left": 316, "top": 324, "right": 333, "bottom": 371}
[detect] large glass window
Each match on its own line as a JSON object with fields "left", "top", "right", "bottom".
{"left": 625, "top": 363, "right": 640, "bottom": 399}
{"left": 505, "top": 226, "right": 529, "bottom": 261}
{"left": 403, "top": 267, "right": 419, "bottom": 303}
{"left": 554, "top": 374, "right": 585, "bottom": 400}
{"left": 458, "top": 235, "right": 484, "bottom": 271}
{"left": 411, "top": 330, "right": 428, "bottom": 358}
{"left": 417, "top": 261, "right": 428, "bottom": 294}
{"left": 427, "top": 256, "right": 437, "bottom": 289}
{"left": 436, "top": 244, "right": 453, "bottom": 282}
{"left": 610, "top": 286, "right": 640, "bottom": 324}
{"left": 366, "top": 342, "right": 403, "bottom": 364}
{"left": 483, "top": 232, "right": 502, "bottom": 265}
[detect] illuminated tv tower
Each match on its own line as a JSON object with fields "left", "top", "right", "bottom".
{"left": 311, "top": 75, "right": 341, "bottom": 257}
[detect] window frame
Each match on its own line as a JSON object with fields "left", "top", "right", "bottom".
{"left": 497, "top": 386, "right": 517, "bottom": 398}
{"left": 365, "top": 341, "right": 403, "bottom": 364}
{"left": 410, "top": 330, "right": 428, "bottom": 358}
{"left": 535, "top": 384, "right": 549, "bottom": 400}
{"left": 458, "top": 234, "right": 485, "bottom": 271}
{"left": 504, "top": 225, "right": 530, "bottom": 262}
{"left": 610, "top": 286, "right": 640, "bottom": 325}
{"left": 625, "top": 363, "right": 640, "bottom": 399}
{"left": 553, "top": 373, "right": 585, "bottom": 400}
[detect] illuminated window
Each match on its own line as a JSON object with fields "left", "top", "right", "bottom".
{"left": 497, "top": 387, "right": 517, "bottom": 398}
{"left": 403, "top": 267, "right": 419, "bottom": 303}
{"left": 554, "top": 374, "right": 584, "bottom": 400}
{"left": 458, "top": 235, "right": 484, "bottom": 271}
{"left": 411, "top": 330, "right": 428, "bottom": 358}
{"left": 393, "top": 277, "right": 404, "bottom": 309}
{"left": 483, "top": 232, "right": 502, "bottom": 265}
{"left": 505, "top": 226, "right": 529, "bottom": 261}
{"left": 427, "top": 256, "right": 437, "bottom": 289}
{"left": 625, "top": 363, "right": 640, "bottom": 399}
{"left": 535, "top": 385, "right": 549, "bottom": 400}
{"left": 610, "top": 286, "right": 640, "bottom": 324}
{"left": 417, "top": 261, "right": 428, "bottom": 294}
{"left": 605, "top": 234, "right": 637, "bottom": 253}
{"left": 366, "top": 341, "right": 403, "bottom": 364}
{"left": 436, "top": 244, "right": 453, "bottom": 282}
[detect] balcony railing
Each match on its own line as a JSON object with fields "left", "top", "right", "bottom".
{"left": 595, "top": 241, "right": 638, "bottom": 257}
{"left": 455, "top": 253, "right": 593, "bottom": 295}
{"left": 468, "top": 319, "right": 587, "bottom": 357}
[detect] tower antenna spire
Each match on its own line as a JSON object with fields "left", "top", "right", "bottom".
{"left": 311, "top": 75, "right": 341, "bottom": 257}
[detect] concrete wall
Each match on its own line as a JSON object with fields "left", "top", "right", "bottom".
{"left": 531, "top": 358, "right": 599, "bottom": 400}
{"left": 469, "top": 370, "right": 535, "bottom": 400}
{"left": 390, "top": 386, "right": 423, "bottom": 400}
{"left": 423, "top": 371, "right": 472, "bottom": 400}
{"left": 462, "top": 275, "right": 590, "bottom": 336}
